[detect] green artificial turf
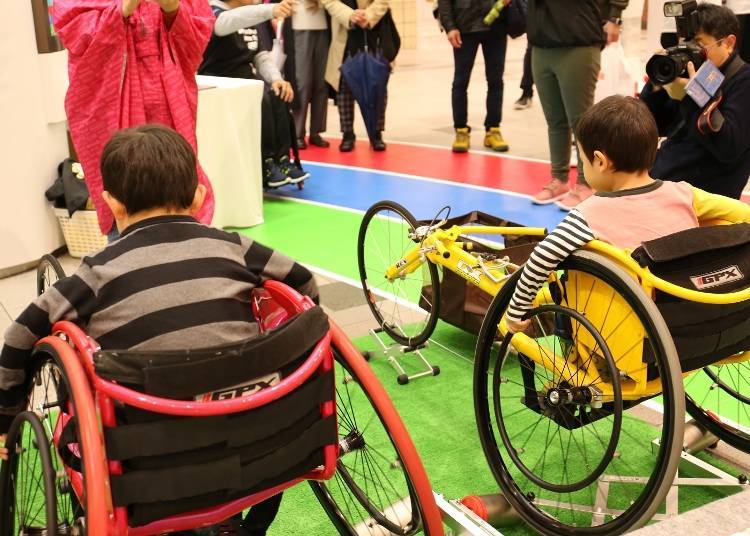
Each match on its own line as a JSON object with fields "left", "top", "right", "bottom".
{"left": 268, "top": 321, "right": 743, "bottom": 535}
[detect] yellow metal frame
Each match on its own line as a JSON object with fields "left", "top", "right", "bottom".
{"left": 382, "top": 223, "right": 750, "bottom": 401}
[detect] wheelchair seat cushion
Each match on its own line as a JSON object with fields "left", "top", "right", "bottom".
{"left": 94, "top": 305, "right": 329, "bottom": 399}
{"left": 631, "top": 224, "right": 750, "bottom": 371}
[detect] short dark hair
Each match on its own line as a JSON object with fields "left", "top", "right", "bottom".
{"left": 697, "top": 3, "right": 740, "bottom": 41}
{"left": 576, "top": 96, "right": 658, "bottom": 173}
{"left": 100, "top": 124, "right": 198, "bottom": 214}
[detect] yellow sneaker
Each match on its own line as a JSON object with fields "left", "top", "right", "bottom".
{"left": 484, "top": 127, "right": 509, "bottom": 152}
{"left": 452, "top": 127, "right": 471, "bottom": 153}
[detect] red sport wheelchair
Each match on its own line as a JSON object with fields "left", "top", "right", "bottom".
{"left": 0, "top": 259, "right": 443, "bottom": 535}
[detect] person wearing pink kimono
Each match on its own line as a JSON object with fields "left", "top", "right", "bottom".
{"left": 54, "top": 0, "right": 216, "bottom": 236}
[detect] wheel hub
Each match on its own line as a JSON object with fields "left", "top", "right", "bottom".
{"left": 339, "top": 429, "right": 366, "bottom": 454}
{"left": 545, "top": 385, "right": 592, "bottom": 408}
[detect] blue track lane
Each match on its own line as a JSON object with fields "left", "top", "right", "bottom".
{"left": 275, "top": 162, "right": 565, "bottom": 230}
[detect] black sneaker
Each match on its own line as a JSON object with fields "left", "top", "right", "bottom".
{"left": 339, "top": 132, "right": 355, "bottom": 152}
{"left": 514, "top": 93, "right": 533, "bottom": 110}
{"left": 278, "top": 156, "right": 310, "bottom": 184}
{"left": 263, "top": 158, "right": 290, "bottom": 188}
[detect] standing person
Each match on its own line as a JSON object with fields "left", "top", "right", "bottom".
{"left": 438, "top": 0, "right": 511, "bottom": 153}
{"left": 200, "top": 0, "right": 311, "bottom": 188}
{"left": 322, "top": 0, "right": 389, "bottom": 152}
{"left": 515, "top": 41, "right": 533, "bottom": 109}
{"left": 528, "top": 0, "right": 628, "bottom": 210}
{"left": 53, "top": 0, "right": 216, "bottom": 239}
{"left": 292, "top": 0, "right": 331, "bottom": 149}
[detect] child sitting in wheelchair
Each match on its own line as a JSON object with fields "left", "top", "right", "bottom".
{"left": 506, "top": 95, "right": 750, "bottom": 333}
{"left": 0, "top": 124, "right": 318, "bottom": 534}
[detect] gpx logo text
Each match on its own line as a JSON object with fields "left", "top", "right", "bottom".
{"left": 690, "top": 265, "right": 743, "bottom": 290}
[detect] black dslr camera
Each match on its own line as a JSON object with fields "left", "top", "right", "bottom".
{"left": 645, "top": 0, "right": 705, "bottom": 85}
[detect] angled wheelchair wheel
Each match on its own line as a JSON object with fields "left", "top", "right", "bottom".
{"left": 474, "top": 251, "right": 684, "bottom": 535}
{"left": 358, "top": 201, "right": 440, "bottom": 347}
{"left": 37, "top": 255, "right": 66, "bottom": 297}
{"left": 685, "top": 364, "right": 750, "bottom": 453}
{"left": 0, "top": 412, "right": 58, "bottom": 536}
{"left": 26, "top": 357, "right": 84, "bottom": 533}
{"left": 310, "top": 325, "right": 442, "bottom": 535}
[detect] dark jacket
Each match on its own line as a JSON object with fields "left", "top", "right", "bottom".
{"left": 437, "top": 0, "right": 507, "bottom": 34}
{"left": 527, "top": 0, "right": 627, "bottom": 49}
{"left": 199, "top": 5, "right": 274, "bottom": 79}
{"left": 641, "top": 55, "right": 750, "bottom": 199}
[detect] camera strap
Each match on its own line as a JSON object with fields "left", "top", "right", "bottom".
{"left": 697, "top": 54, "right": 744, "bottom": 135}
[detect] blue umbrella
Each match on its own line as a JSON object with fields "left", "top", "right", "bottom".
{"left": 340, "top": 47, "right": 390, "bottom": 142}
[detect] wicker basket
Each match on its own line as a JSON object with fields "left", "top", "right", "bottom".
{"left": 54, "top": 208, "right": 108, "bottom": 257}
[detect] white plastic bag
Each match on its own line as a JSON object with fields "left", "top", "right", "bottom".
{"left": 271, "top": 20, "right": 287, "bottom": 71}
{"left": 595, "top": 41, "right": 637, "bottom": 102}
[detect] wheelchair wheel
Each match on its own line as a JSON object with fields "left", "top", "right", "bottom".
{"left": 474, "top": 251, "right": 684, "bottom": 535}
{"left": 358, "top": 201, "right": 440, "bottom": 347}
{"left": 26, "top": 357, "right": 84, "bottom": 533}
{"left": 310, "top": 330, "right": 442, "bottom": 535}
{"left": 685, "top": 364, "right": 750, "bottom": 453}
{"left": 37, "top": 254, "right": 66, "bottom": 296}
{"left": 0, "top": 412, "right": 58, "bottom": 536}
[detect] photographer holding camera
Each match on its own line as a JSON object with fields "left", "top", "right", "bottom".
{"left": 642, "top": 2, "right": 750, "bottom": 199}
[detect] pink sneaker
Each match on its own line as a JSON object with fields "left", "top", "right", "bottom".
{"left": 532, "top": 179, "right": 569, "bottom": 205}
{"left": 556, "top": 183, "right": 594, "bottom": 211}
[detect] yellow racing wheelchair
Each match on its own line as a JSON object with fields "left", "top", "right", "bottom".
{"left": 357, "top": 200, "right": 750, "bottom": 535}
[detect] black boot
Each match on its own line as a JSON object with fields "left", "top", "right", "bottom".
{"left": 371, "top": 132, "right": 386, "bottom": 151}
{"left": 339, "top": 132, "right": 355, "bottom": 152}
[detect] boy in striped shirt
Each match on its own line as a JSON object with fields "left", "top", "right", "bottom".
{"left": 0, "top": 124, "right": 318, "bottom": 434}
{"left": 506, "top": 95, "right": 750, "bottom": 333}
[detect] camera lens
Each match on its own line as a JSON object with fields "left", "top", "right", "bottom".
{"left": 646, "top": 55, "right": 677, "bottom": 85}
{"left": 646, "top": 53, "right": 686, "bottom": 85}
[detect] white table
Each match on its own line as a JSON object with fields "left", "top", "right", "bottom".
{"left": 196, "top": 75, "right": 264, "bottom": 229}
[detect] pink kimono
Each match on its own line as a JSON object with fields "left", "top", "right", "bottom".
{"left": 54, "top": 0, "right": 215, "bottom": 233}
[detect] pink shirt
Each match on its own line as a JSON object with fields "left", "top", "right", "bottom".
{"left": 576, "top": 181, "right": 699, "bottom": 250}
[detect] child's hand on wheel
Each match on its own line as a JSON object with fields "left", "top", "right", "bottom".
{"left": 505, "top": 315, "right": 530, "bottom": 334}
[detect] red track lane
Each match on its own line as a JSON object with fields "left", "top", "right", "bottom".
{"left": 299, "top": 140, "right": 565, "bottom": 195}
{"left": 300, "top": 140, "right": 750, "bottom": 204}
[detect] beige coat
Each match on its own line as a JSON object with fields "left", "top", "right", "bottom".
{"left": 321, "top": 0, "right": 389, "bottom": 91}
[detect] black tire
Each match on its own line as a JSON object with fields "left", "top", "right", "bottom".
{"left": 0, "top": 412, "right": 58, "bottom": 536}
{"left": 37, "top": 254, "right": 66, "bottom": 297}
{"left": 310, "top": 349, "right": 425, "bottom": 536}
{"left": 685, "top": 366, "right": 750, "bottom": 453}
{"left": 357, "top": 201, "right": 440, "bottom": 347}
{"left": 474, "top": 251, "right": 684, "bottom": 535}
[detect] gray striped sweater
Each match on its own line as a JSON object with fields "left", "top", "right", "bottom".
{"left": 0, "top": 216, "right": 318, "bottom": 430}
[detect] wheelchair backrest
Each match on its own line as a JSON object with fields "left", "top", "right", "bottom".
{"left": 632, "top": 224, "right": 750, "bottom": 371}
{"left": 91, "top": 306, "right": 337, "bottom": 527}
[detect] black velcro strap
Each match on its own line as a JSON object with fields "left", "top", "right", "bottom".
{"left": 104, "top": 371, "right": 334, "bottom": 461}
{"left": 239, "top": 414, "right": 337, "bottom": 489}
{"left": 227, "top": 371, "right": 334, "bottom": 448}
{"left": 111, "top": 454, "right": 243, "bottom": 507}
{"left": 632, "top": 224, "right": 750, "bottom": 266}
{"left": 94, "top": 306, "right": 329, "bottom": 398}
